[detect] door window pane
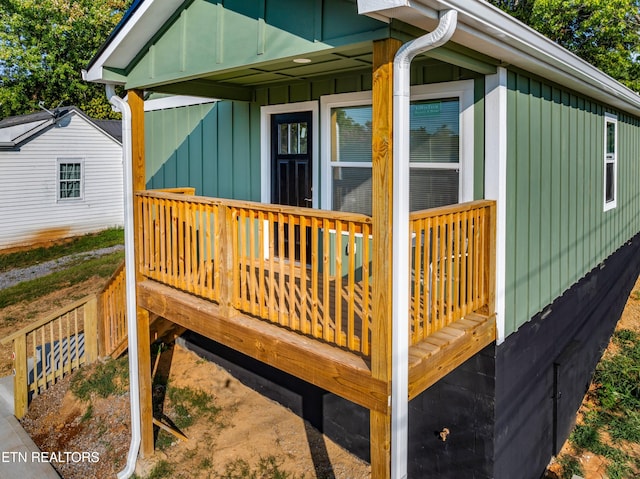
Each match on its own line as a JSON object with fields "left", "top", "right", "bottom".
{"left": 279, "top": 122, "right": 308, "bottom": 154}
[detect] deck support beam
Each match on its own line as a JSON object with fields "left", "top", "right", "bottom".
{"left": 371, "top": 37, "right": 402, "bottom": 479}
{"left": 129, "top": 89, "right": 154, "bottom": 458}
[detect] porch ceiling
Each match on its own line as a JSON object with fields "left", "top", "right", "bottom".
{"left": 139, "top": 43, "right": 375, "bottom": 100}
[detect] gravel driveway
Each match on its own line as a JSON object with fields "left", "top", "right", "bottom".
{"left": 0, "top": 245, "right": 124, "bottom": 291}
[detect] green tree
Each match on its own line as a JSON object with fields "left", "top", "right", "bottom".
{"left": 0, "top": 0, "right": 132, "bottom": 119}
{"left": 488, "top": 0, "right": 640, "bottom": 92}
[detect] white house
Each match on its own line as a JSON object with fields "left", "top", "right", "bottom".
{"left": 0, "top": 106, "right": 124, "bottom": 251}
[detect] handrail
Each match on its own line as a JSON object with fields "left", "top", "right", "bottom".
{"left": 154, "top": 187, "right": 196, "bottom": 195}
{"left": 409, "top": 199, "right": 495, "bottom": 220}
{"left": 138, "top": 190, "right": 373, "bottom": 225}
{"left": 1, "top": 295, "right": 97, "bottom": 345}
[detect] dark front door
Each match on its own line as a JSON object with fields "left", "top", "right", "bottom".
{"left": 271, "top": 111, "right": 312, "bottom": 261}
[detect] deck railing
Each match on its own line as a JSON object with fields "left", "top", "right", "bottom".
{"left": 409, "top": 200, "right": 496, "bottom": 345}
{"left": 1, "top": 296, "right": 98, "bottom": 418}
{"left": 137, "top": 191, "right": 495, "bottom": 357}
{"left": 137, "top": 191, "right": 373, "bottom": 356}
{"left": 100, "top": 261, "right": 128, "bottom": 357}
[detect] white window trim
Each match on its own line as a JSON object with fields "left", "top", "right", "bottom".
{"left": 57, "top": 158, "right": 85, "bottom": 201}
{"left": 320, "top": 80, "right": 475, "bottom": 211}
{"left": 260, "top": 101, "right": 319, "bottom": 207}
{"left": 603, "top": 112, "right": 618, "bottom": 212}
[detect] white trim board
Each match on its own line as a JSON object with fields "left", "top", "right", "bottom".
{"left": 485, "top": 67, "right": 507, "bottom": 344}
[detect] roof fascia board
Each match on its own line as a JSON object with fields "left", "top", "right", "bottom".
{"left": 84, "top": 0, "right": 183, "bottom": 84}
{"left": 358, "top": 0, "right": 640, "bottom": 116}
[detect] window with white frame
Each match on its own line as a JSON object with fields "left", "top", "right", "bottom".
{"left": 58, "top": 160, "right": 83, "bottom": 200}
{"left": 321, "top": 81, "right": 474, "bottom": 215}
{"left": 603, "top": 113, "right": 617, "bottom": 211}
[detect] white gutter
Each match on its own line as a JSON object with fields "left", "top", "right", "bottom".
{"left": 105, "top": 83, "right": 141, "bottom": 479}
{"left": 391, "top": 9, "right": 457, "bottom": 479}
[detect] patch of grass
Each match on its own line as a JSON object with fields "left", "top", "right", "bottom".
{"left": 556, "top": 454, "right": 584, "bottom": 479}
{"left": 218, "top": 456, "right": 303, "bottom": 479}
{"left": 155, "top": 430, "right": 174, "bottom": 451}
{"left": 0, "top": 250, "right": 124, "bottom": 308}
{"left": 146, "top": 460, "right": 174, "bottom": 479}
{"left": 0, "top": 228, "right": 123, "bottom": 272}
{"left": 70, "top": 356, "right": 129, "bottom": 401}
{"left": 166, "top": 385, "right": 221, "bottom": 430}
{"left": 563, "top": 328, "right": 640, "bottom": 477}
{"left": 632, "top": 290, "right": 640, "bottom": 301}
{"left": 81, "top": 403, "right": 94, "bottom": 423}
{"left": 198, "top": 457, "right": 213, "bottom": 470}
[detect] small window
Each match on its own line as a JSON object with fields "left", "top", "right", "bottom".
{"left": 603, "top": 114, "right": 617, "bottom": 211}
{"left": 58, "top": 160, "right": 83, "bottom": 200}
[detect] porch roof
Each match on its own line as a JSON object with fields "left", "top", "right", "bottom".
{"left": 85, "top": 0, "right": 640, "bottom": 117}
{"left": 83, "top": 0, "right": 496, "bottom": 100}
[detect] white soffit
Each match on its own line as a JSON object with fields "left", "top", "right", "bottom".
{"left": 358, "top": 0, "right": 640, "bottom": 117}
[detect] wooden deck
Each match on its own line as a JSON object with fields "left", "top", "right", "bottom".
{"left": 133, "top": 191, "right": 496, "bottom": 407}
{"left": 138, "top": 278, "right": 494, "bottom": 411}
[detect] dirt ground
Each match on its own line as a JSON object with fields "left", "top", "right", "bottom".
{"left": 5, "top": 274, "right": 640, "bottom": 479}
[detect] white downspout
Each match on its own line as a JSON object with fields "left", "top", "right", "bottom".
{"left": 105, "top": 83, "right": 141, "bottom": 479}
{"left": 391, "top": 10, "right": 457, "bottom": 479}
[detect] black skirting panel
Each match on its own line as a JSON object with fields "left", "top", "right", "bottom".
{"left": 494, "top": 232, "right": 640, "bottom": 479}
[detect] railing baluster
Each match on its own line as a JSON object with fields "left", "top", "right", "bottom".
{"left": 335, "top": 221, "right": 343, "bottom": 346}
{"left": 362, "top": 223, "right": 371, "bottom": 356}
{"left": 300, "top": 215, "right": 308, "bottom": 334}
{"left": 311, "top": 217, "right": 320, "bottom": 338}
{"left": 322, "top": 218, "right": 331, "bottom": 343}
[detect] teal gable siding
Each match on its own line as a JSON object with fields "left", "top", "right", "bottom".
{"left": 504, "top": 70, "right": 640, "bottom": 335}
{"left": 146, "top": 101, "right": 261, "bottom": 201}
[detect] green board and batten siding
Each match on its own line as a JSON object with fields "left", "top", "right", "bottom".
{"left": 145, "top": 63, "right": 486, "bottom": 203}
{"left": 146, "top": 101, "right": 261, "bottom": 200}
{"left": 504, "top": 70, "right": 640, "bottom": 335}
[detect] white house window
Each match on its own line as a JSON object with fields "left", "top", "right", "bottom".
{"left": 321, "top": 81, "right": 474, "bottom": 215}
{"left": 603, "top": 113, "right": 617, "bottom": 211}
{"left": 58, "top": 160, "right": 83, "bottom": 200}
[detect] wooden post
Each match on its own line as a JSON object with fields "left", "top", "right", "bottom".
{"left": 13, "top": 335, "right": 28, "bottom": 419}
{"left": 136, "top": 308, "right": 154, "bottom": 457}
{"left": 84, "top": 295, "right": 99, "bottom": 363}
{"left": 218, "top": 204, "right": 235, "bottom": 317}
{"left": 370, "top": 37, "right": 402, "bottom": 479}
{"left": 129, "top": 89, "right": 154, "bottom": 457}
